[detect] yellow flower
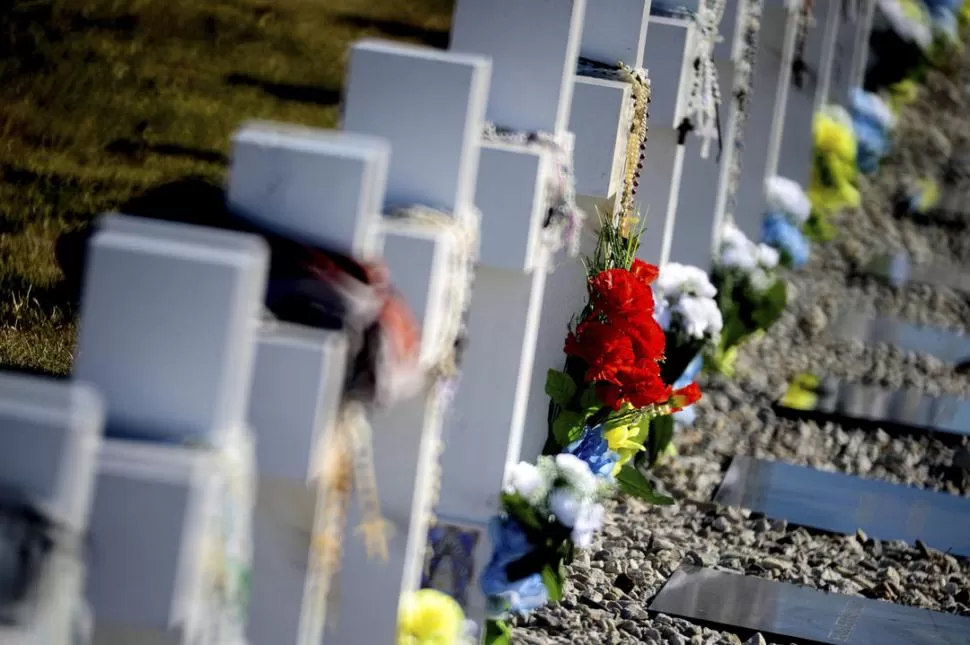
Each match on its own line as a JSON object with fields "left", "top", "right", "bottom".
{"left": 780, "top": 382, "right": 818, "bottom": 411}
{"left": 813, "top": 114, "right": 856, "bottom": 164}
{"left": 398, "top": 589, "right": 465, "bottom": 645}
{"left": 602, "top": 405, "right": 647, "bottom": 474}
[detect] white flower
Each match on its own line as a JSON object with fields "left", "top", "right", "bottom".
{"left": 748, "top": 267, "right": 774, "bottom": 293}
{"left": 877, "top": 0, "right": 933, "bottom": 49}
{"left": 673, "top": 295, "right": 724, "bottom": 339}
{"left": 656, "top": 263, "right": 717, "bottom": 299}
{"left": 757, "top": 244, "right": 780, "bottom": 269}
{"left": 571, "top": 502, "right": 605, "bottom": 549}
{"left": 719, "top": 221, "right": 749, "bottom": 250}
{"left": 765, "top": 176, "right": 811, "bottom": 224}
{"left": 554, "top": 453, "right": 598, "bottom": 495}
{"left": 548, "top": 488, "right": 581, "bottom": 527}
{"left": 851, "top": 88, "right": 895, "bottom": 130}
{"left": 504, "top": 461, "right": 548, "bottom": 505}
{"left": 719, "top": 243, "right": 758, "bottom": 271}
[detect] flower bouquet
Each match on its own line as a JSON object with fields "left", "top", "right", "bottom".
{"left": 481, "top": 455, "right": 612, "bottom": 644}
{"left": 761, "top": 176, "right": 812, "bottom": 269}
{"left": 709, "top": 221, "right": 787, "bottom": 376}
{"left": 541, "top": 213, "right": 701, "bottom": 490}
{"left": 865, "top": 0, "right": 933, "bottom": 92}
{"left": 807, "top": 107, "right": 860, "bottom": 241}
{"left": 643, "top": 263, "right": 723, "bottom": 463}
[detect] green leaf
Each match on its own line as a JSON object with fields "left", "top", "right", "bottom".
{"left": 579, "top": 386, "right": 601, "bottom": 412}
{"left": 500, "top": 493, "right": 545, "bottom": 533}
{"left": 615, "top": 465, "right": 675, "bottom": 505}
{"left": 646, "top": 414, "right": 675, "bottom": 468}
{"left": 544, "top": 370, "right": 577, "bottom": 407}
{"left": 540, "top": 565, "right": 564, "bottom": 603}
{"left": 485, "top": 620, "right": 512, "bottom": 645}
{"left": 552, "top": 410, "right": 586, "bottom": 447}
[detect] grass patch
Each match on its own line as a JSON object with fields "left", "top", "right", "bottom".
{"left": 0, "top": 0, "right": 453, "bottom": 374}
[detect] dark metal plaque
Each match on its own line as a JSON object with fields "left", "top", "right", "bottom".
{"left": 865, "top": 252, "right": 970, "bottom": 294}
{"left": 650, "top": 565, "right": 970, "bottom": 645}
{"left": 831, "top": 311, "right": 970, "bottom": 365}
{"left": 778, "top": 376, "right": 970, "bottom": 439}
{"left": 714, "top": 456, "right": 970, "bottom": 556}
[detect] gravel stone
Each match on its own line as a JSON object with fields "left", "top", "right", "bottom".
{"left": 514, "top": 46, "right": 970, "bottom": 645}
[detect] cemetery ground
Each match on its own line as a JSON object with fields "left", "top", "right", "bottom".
{"left": 512, "top": 48, "right": 970, "bottom": 645}
{"left": 4, "top": 1, "right": 970, "bottom": 644}
{"left": 0, "top": 0, "right": 450, "bottom": 374}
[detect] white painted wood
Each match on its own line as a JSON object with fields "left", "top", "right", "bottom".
{"left": 849, "top": 0, "right": 876, "bottom": 90}
{"left": 249, "top": 325, "right": 348, "bottom": 483}
{"left": 227, "top": 122, "right": 390, "bottom": 259}
{"left": 74, "top": 214, "right": 268, "bottom": 444}
{"left": 450, "top": 0, "right": 587, "bottom": 134}
{"left": 88, "top": 440, "right": 222, "bottom": 643}
{"left": 0, "top": 373, "right": 103, "bottom": 645}
{"left": 437, "top": 254, "right": 552, "bottom": 624}
{"left": 764, "top": 0, "right": 801, "bottom": 182}
{"left": 832, "top": 4, "right": 859, "bottom": 104}
{"left": 728, "top": 0, "right": 791, "bottom": 238}
{"left": 668, "top": 2, "right": 738, "bottom": 268}
{"left": 581, "top": 0, "right": 652, "bottom": 67}
{"left": 570, "top": 76, "right": 632, "bottom": 201}
{"left": 246, "top": 325, "right": 348, "bottom": 645}
{"left": 329, "top": 39, "right": 491, "bottom": 645}
{"left": 816, "top": 0, "right": 842, "bottom": 111}
{"left": 342, "top": 39, "right": 491, "bottom": 213}
{"left": 476, "top": 142, "right": 553, "bottom": 270}
{"left": 0, "top": 373, "right": 104, "bottom": 531}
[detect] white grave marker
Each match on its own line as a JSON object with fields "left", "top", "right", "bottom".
{"left": 332, "top": 38, "right": 492, "bottom": 645}
{"left": 440, "top": 0, "right": 587, "bottom": 632}
{"left": 76, "top": 215, "right": 268, "bottom": 644}
{"left": 0, "top": 373, "right": 104, "bottom": 645}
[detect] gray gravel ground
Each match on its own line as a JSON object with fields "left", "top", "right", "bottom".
{"left": 511, "top": 40, "right": 970, "bottom": 645}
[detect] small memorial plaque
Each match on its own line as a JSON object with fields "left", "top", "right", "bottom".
{"left": 865, "top": 252, "right": 970, "bottom": 294}
{"left": 778, "top": 375, "right": 970, "bottom": 439}
{"left": 422, "top": 520, "right": 484, "bottom": 609}
{"left": 715, "top": 456, "right": 970, "bottom": 556}
{"left": 831, "top": 311, "right": 970, "bottom": 366}
{"left": 650, "top": 565, "right": 970, "bottom": 645}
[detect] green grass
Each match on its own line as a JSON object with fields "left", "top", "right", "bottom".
{"left": 0, "top": 0, "right": 453, "bottom": 375}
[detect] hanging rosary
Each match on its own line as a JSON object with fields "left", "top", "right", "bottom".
{"left": 574, "top": 59, "right": 652, "bottom": 227}
{"left": 725, "top": 0, "right": 766, "bottom": 220}
{"left": 679, "top": 0, "right": 727, "bottom": 158}
{"left": 792, "top": 0, "right": 816, "bottom": 88}
{"left": 481, "top": 123, "right": 585, "bottom": 257}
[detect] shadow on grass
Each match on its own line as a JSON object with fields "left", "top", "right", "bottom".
{"left": 0, "top": 273, "right": 77, "bottom": 328}
{"left": 226, "top": 73, "right": 341, "bottom": 107}
{"left": 105, "top": 139, "right": 229, "bottom": 165}
{"left": 54, "top": 177, "right": 237, "bottom": 303}
{"left": 0, "top": 363, "right": 68, "bottom": 381}
{"left": 328, "top": 13, "right": 449, "bottom": 49}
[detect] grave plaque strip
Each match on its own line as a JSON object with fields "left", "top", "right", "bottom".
{"left": 780, "top": 376, "right": 970, "bottom": 439}
{"left": 714, "top": 456, "right": 970, "bottom": 556}
{"left": 650, "top": 565, "right": 970, "bottom": 645}
{"left": 865, "top": 252, "right": 970, "bottom": 294}
{"left": 830, "top": 311, "right": 970, "bottom": 365}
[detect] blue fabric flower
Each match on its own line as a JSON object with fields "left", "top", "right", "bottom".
{"left": 480, "top": 517, "right": 549, "bottom": 617}
{"left": 761, "top": 212, "right": 811, "bottom": 269}
{"left": 853, "top": 119, "right": 890, "bottom": 174}
{"left": 564, "top": 423, "right": 620, "bottom": 479}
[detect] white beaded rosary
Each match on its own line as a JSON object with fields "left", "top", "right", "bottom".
{"left": 481, "top": 122, "right": 585, "bottom": 258}
{"left": 682, "top": 0, "right": 727, "bottom": 159}
{"left": 725, "top": 0, "right": 765, "bottom": 219}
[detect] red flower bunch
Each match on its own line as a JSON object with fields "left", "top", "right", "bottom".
{"left": 564, "top": 259, "right": 701, "bottom": 411}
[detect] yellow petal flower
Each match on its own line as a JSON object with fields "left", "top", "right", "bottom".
{"left": 780, "top": 384, "right": 818, "bottom": 411}
{"left": 398, "top": 589, "right": 465, "bottom": 645}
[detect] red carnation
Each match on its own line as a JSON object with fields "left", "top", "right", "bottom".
{"left": 670, "top": 382, "right": 703, "bottom": 411}
{"left": 588, "top": 268, "right": 656, "bottom": 320}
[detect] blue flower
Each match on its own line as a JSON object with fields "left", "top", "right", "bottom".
{"left": 480, "top": 517, "right": 549, "bottom": 617}
{"left": 564, "top": 423, "right": 620, "bottom": 480}
{"left": 853, "top": 119, "right": 889, "bottom": 175}
{"left": 673, "top": 405, "right": 697, "bottom": 427}
{"left": 761, "top": 212, "right": 811, "bottom": 269}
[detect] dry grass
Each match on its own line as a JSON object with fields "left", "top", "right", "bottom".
{"left": 0, "top": 0, "right": 453, "bottom": 374}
